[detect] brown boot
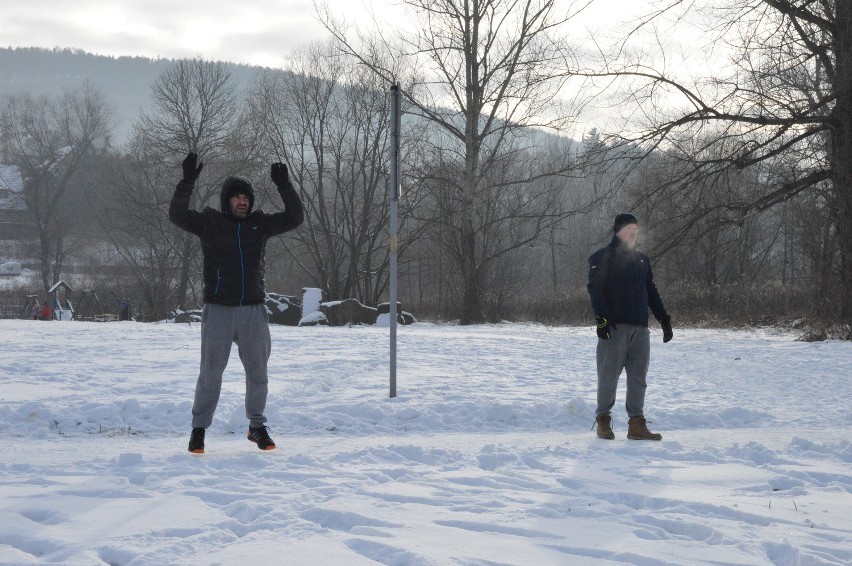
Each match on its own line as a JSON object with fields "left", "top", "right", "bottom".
{"left": 595, "top": 415, "right": 615, "bottom": 440}
{"left": 627, "top": 417, "right": 662, "bottom": 441}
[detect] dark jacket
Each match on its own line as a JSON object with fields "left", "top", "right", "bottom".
{"left": 587, "top": 235, "right": 668, "bottom": 326}
{"left": 169, "top": 178, "right": 304, "bottom": 306}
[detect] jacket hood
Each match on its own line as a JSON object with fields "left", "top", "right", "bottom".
{"left": 220, "top": 176, "right": 255, "bottom": 215}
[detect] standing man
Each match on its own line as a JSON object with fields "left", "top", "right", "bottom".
{"left": 587, "top": 213, "right": 673, "bottom": 441}
{"left": 169, "top": 152, "right": 304, "bottom": 454}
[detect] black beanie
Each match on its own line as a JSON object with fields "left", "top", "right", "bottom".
{"left": 613, "top": 213, "right": 638, "bottom": 233}
{"left": 220, "top": 176, "right": 255, "bottom": 215}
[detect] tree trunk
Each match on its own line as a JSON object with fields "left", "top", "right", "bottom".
{"left": 833, "top": 157, "right": 852, "bottom": 322}
{"left": 460, "top": 217, "right": 485, "bottom": 324}
{"left": 550, "top": 225, "right": 558, "bottom": 292}
{"left": 176, "top": 233, "right": 193, "bottom": 308}
{"left": 460, "top": 122, "right": 485, "bottom": 323}
{"left": 832, "top": 1, "right": 852, "bottom": 322}
{"left": 460, "top": 6, "right": 485, "bottom": 325}
{"left": 39, "top": 229, "right": 51, "bottom": 293}
{"left": 51, "top": 241, "right": 64, "bottom": 287}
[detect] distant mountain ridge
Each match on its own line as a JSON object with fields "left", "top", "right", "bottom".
{"left": 0, "top": 47, "right": 265, "bottom": 146}
{"left": 1, "top": 46, "right": 579, "bottom": 155}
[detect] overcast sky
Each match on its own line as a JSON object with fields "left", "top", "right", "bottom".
{"left": 2, "top": 0, "right": 701, "bottom": 138}
{"left": 0, "top": 0, "right": 412, "bottom": 68}
{"left": 0, "top": 1, "right": 660, "bottom": 68}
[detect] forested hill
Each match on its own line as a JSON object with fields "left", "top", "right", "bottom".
{"left": 0, "top": 47, "right": 264, "bottom": 145}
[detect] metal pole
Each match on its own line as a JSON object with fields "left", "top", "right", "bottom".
{"left": 389, "top": 84, "right": 401, "bottom": 398}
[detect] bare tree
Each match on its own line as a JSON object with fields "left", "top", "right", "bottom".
{"left": 585, "top": 0, "right": 852, "bottom": 323}
{"left": 320, "top": 0, "right": 590, "bottom": 323}
{"left": 123, "top": 59, "right": 248, "bottom": 311}
{"left": 0, "top": 83, "right": 113, "bottom": 291}
{"left": 97, "top": 155, "right": 191, "bottom": 319}
{"left": 246, "top": 42, "right": 422, "bottom": 304}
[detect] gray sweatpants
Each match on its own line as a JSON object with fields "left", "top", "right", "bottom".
{"left": 595, "top": 324, "right": 650, "bottom": 418}
{"left": 191, "top": 303, "right": 271, "bottom": 429}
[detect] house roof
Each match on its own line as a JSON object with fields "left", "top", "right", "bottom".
{"left": 0, "top": 165, "right": 26, "bottom": 211}
{"left": 48, "top": 280, "right": 74, "bottom": 293}
{"left": 0, "top": 165, "right": 24, "bottom": 192}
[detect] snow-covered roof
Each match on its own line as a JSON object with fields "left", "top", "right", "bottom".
{"left": 0, "top": 164, "right": 26, "bottom": 211}
{"left": 0, "top": 165, "right": 23, "bottom": 192}
{"left": 48, "top": 280, "right": 74, "bottom": 293}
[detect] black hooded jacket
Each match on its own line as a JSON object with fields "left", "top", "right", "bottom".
{"left": 169, "top": 176, "right": 304, "bottom": 306}
{"left": 587, "top": 235, "right": 668, "bottom": 326}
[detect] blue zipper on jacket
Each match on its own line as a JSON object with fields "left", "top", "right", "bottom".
{"left": 237, "top": 222, "right": 246, "bottom": 305}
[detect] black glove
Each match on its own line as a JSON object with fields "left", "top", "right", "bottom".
{"left": 660, "top": 315, "right": 673, "bottom": 343}
{"left": 596, "top": 316, "right": 612, "bottom": 340}
{"left": 270, "top": 162, "right": 289, "bottom": 187}
{"left": 182, "top": 152, "right": 203, "bottom": 184}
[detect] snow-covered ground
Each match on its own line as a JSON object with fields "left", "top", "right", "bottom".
{"left": 0, "top": 319, "right": 849, "bottom": 565}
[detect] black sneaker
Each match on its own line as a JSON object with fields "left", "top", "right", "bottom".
{"left": 247, "top": 426, "right": 276, "bottom": 450}
{"left": 188, "top": 427, "right": 205, "bottom": 454}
